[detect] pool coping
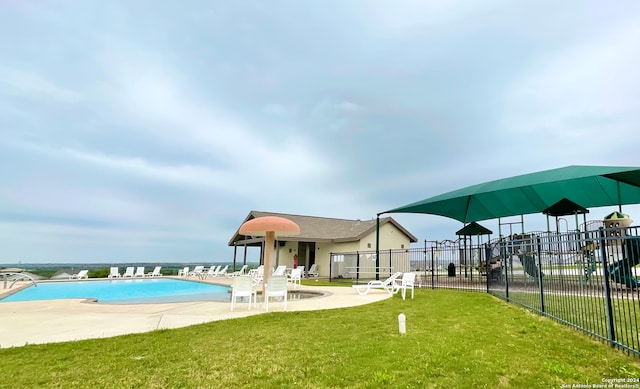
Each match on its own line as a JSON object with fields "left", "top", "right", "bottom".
{"left": 0, "top": 276, "right": 392, "bottom": 348}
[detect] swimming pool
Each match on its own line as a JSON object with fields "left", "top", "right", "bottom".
{"left": 0, "top": 278, "right": 230, "bottom": 304}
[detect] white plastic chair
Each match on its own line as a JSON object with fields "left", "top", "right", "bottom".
{"left": 204, "top": 265, "right": 220, "bottom": 278}
{"left": 134, "top": 267, "right": 145, "bottom": 277}
{"left": 178, "top": 267, "right": 189, "bottom": 277}
{"left": 189, "top": 266, "right": 205, "bottom": 278}
{"left": 352, "top": 272, "right": 402, "bottom": 295}
{"left": 230, "top": 275, "right": 256, "bottom": 311}
{"left": 227, "top": 264, "right": 248, "bottom": 278}
{"left": 122, "top": 267, "right": 135, "bottom": 278}
{"left": 70, "top": 270, "right": 88, "bottom": 279}
{"left": 251, "top": 265, "right": 265, "bottom": 284}
{"left": 396, "top": 272, "right": 416, "bottom": 300}
{"left": 215, "top": 265, "right": 229, "bottom": 277}
{"left": 273, "top": 265, "right": 287, "bottom": 276}
{"left": 287, "top": 268, "right": 303, "bottom": 289}
{"left": 307, "top": 264, "right": 319, "bottom": 278}
{"left": 264, "top": 276, "right": 288, "bottom": 312}
{"left": 147, "top": 266, "right": 162, "bottom": 277}
{"left": 108, "top": 267, "right": 121, "bottom": 279}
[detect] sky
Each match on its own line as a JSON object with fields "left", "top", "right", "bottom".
{"left": 1, "top": 1, "right": 640, "bottom": 264}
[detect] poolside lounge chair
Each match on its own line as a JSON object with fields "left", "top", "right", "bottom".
{"left": 147, "top": 266, "right": 162, "bottom": 277}
{"left": 273, "top": 265, "right": 287, "bottom": 276}
{"left": 215, "top": 265, "right": 229, "bottom": 277}
{"left": 134, "top": 266, "right": 145, "bottom": 277}
{"left": 250, "top": 265, "right": 265, "bottom": 284}
{"left": 122, "top": 267, "right": 135, "bottom": 278}
{"left": 108, "top": 267, "right": 121, "bottom": 279}
{"left": 307, "top": 264, "right": 319, "bottom": 278}
{"left": 264, "top": 275, "right": 288, "bottom": 312}
{"left": 188, "top": 265, "right": 205, "bottom": 279}
{"left": 395, "top": 272, "right": 416, "bottom": 300}
{"left": 230, "top": 275, "right": 256, "bottom": 311}
{"left": 204, "top": 265, "right": 220, "bottom": 278}
{"left": 287, "top": 268, "right": 302, "bottom": 289}
{"left": 70, "top": 270, "right": 89, "bottom": 280}
{"left": 227, "top": 264, "right": 248, "bottom": 278}
{"left": 178, "top": 267, "right": 189, "bottom": 277}
{"left": 352, "top": 272, "right": 402, "bottom": 296}
{"left": 297, "top": 265, "right": 305, "bottom": 278}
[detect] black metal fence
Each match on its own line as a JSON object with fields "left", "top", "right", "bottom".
{"left": 330, "top": 226, "right": 640, "bottom": 356}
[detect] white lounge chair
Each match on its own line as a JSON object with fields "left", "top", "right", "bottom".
{"left": 215, "top": 265, "right": 229, "bottom": 277}
{"left": 250, "top": 265, "right": 265, "bottom": 284}
{"left": 108, "top": 267, "right": 121, "bottom": 279}
{"left": 134, "top": 266, "right": 145, "bottom": 277}
{"left": 147, "top": 266, "right": 162, "bottom": 277}
{"left": 352, "top": 272, "right": 402, "bottom": 295}
{"left": 307, "top": 264, "right": 319, "bottom": 278}
{"left": 204, "top": 265, "right": 220, "bottom": 278}
{"left": 122, "top": 267, "right": 135, "bottom": 278}
{"left": 178, "top": 266, "right": 189, "bottom": 277}
{"left": 70, "top": 270, "right": 89, "bottom": 279}
{"left": 230, "top": 275, "right": 256, "bottom": 311}
{"left": 264, "top": 275, "right": 288, "bottom": 312}
{"left": 297, "top": 265, "right": 305, "bottom": 278}
{"left": 227, "top": 264, "right": 248, "bottom": 278}
{"left": 273, "top": 265, "right": 287, "bottom": 276}
{"left": 189, "top": 265, "right": 205, "bottom": 279}
{"left": 287, "top": 268, "right": 302, "bottom": 289}
{"left": 396, "top": 272, "right": 416, "bottom": 300}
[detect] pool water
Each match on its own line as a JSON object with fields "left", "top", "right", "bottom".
{"left": 0, "top": 278, "right": 230, "bottom": 304}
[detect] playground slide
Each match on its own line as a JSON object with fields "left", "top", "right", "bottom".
{"left": 608, "top": 236, "right": 640, "bottom": 289}
{"left": 518, "top": 254, "right": 543, "bottom": 279}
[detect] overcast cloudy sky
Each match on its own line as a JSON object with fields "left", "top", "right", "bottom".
{"left": 1, "top": 1, "right": 640, "bottom": 263}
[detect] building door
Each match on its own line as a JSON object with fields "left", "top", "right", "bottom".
{"left": 297, "top": 242, "right": 316, "bottom": 269}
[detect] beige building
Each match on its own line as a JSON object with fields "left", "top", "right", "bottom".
{"left": 228, "top": 211, "right": 418, "bottom": 278}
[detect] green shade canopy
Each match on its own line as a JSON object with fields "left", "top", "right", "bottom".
{"left": 542, "top": 198, "right": 589, "bottom": 217}
{"left": 385, "top": 166, "right": 640, "bottom": 223}
{"left": 604, "top": 211, "right": 630, "bottom": 220}
{"left": 455, "top": 222, "right": 493, "bottom": 236}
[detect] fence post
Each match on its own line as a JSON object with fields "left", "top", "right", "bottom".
{"left": 486, "top": 242, "right": 490, "bottom": 294}
{"left": 599, "top": 227, "right": 617, "bottom": 347}
{"left": 431, "top": 245, "right": 435, "bottom": 289}
{"left": 536, "top": 235, "right": 545, "bottom": 313}
{"left": 329, "top": 252, "right": 333, "bottom": 282}
{"left": 356, "top": 251, "right": 360, "bottom": 283}
{"left": 423, "top": 240, "right": 427, "bottom": 288}
{"left": 503, "top": 239, "right": 510, "bottom": 301}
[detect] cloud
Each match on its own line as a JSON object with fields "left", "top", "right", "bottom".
{"left": 503, "top": 16, "right": 640, "bottom": 137}
{"left": 1, "top": 1, "right": 640, "bottom": 262}
{"left": 0, "top": 68, "right": 82, "bottom": 103}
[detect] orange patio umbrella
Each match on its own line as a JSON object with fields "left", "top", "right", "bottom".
{"left": 239, "top": 216, "right": 300, "bottom": 292}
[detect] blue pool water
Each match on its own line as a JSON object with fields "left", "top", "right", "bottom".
{"left": 0, "top": 278, "right": 230, "bottom": 304}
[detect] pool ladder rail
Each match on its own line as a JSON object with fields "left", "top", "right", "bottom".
{"left": 1, "top": 272, "right": 37, "bottom": 289}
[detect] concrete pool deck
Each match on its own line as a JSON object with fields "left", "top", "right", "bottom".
{"left": 0, "top": 277, "right": 391, "bottom": 348}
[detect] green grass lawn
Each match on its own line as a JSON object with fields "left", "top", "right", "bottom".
{"left": 2, "top": 289, "right": 640, "bottom": 388}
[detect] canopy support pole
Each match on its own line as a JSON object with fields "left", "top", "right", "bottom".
{"left": 375, "top": 214, "right": 381, "bottom": 281}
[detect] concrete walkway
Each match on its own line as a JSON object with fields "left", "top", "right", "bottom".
{"left": 0, "top": 277, "right": 390, "bottom": 348}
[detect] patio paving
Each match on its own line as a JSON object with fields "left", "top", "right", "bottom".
{"left": 0, "top": 277, "right": 391, "bottom": 348}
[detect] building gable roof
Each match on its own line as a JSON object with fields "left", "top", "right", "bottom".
{"left": 229, "top": 210, "right": 418, "bottom": 246}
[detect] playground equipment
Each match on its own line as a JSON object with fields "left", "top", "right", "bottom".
{"left": 580, "top": 241, "right": 598, "bottom": 281}
{"left": 608, "top": 236, "right": 640, "bottom": 289}
{"left": 602, "top": 212, "right": 640, "bottom": 289}
{"left": 519, "top": 252, "right": 543, "bottom": 279}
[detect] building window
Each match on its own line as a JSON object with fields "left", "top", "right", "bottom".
{"left": 401, "top": 244, "right": 405, "bottom": 249}
{"left": 367, "top": 243, "right": 371, "bottom": 248}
